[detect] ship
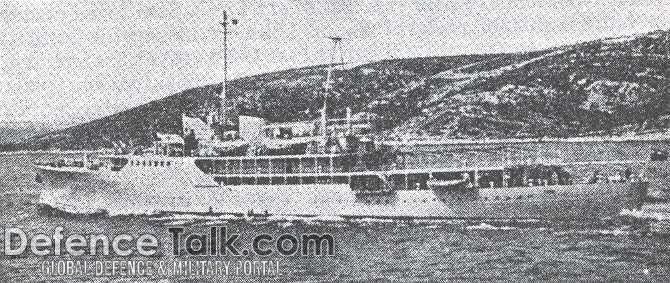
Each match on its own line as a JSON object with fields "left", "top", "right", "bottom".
{"left": 34, "top": 13, "right": 653, "bottom": 219}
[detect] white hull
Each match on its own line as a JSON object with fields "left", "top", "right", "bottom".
{"left": 34, "top": 158, "right": 646, "bottom": 219}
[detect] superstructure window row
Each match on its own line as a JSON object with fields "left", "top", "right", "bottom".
{"left": 129, "top": 160, "right": 172, "bottom": 167}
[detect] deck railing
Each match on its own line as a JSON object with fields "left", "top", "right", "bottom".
{"left": 196, "top": 152, "right": 514, "bottom": 176}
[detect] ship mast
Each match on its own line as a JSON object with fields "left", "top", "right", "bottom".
{"left": 219, "top": 11, "right": 238, "bottom": 133}
{"left": 322, "top": 36, "right": 344, "bottom": 137}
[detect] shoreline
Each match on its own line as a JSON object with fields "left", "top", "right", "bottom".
{"left": 382, "top": 133, "right": 670, "bottom": 146}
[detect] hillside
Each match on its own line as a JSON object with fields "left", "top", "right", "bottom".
{"left": 23, "top": 30, "right": 670, "bottom": 150}
{"left": 0, "top": 121, "right": 60, "bottom": 144}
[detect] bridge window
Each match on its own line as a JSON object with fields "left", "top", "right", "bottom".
{"left": 160, "top": 161, "right": 165, "bottom": 166}
{"left": 142, "top": 161, "right": 146, "bottom": 166}
{"left": 494, "top": 196, "right": 500, "bottom": 201}
{"left": 166, "top": 161, "right": 171, "bottom": 166}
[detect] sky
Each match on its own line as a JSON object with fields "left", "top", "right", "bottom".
{"left": 0, "top": 0, "right": 668, "bottom": 126}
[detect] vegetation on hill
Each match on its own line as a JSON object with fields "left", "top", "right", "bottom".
{"left": 22, "top": 30, "right": 670, "bottom": 150}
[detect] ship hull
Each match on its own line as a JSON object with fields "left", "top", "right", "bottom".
{"left": 35, "top": 163, "right": 647, "bottom": 220}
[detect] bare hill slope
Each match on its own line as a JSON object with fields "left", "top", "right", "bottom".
{"left": 24, "top": 30, "right": 670, "bottom": 150}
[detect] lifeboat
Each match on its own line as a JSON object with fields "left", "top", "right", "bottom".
{"left": 427, "top": 174, "right": 473, "bottom": 191}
